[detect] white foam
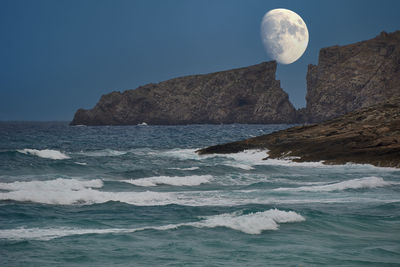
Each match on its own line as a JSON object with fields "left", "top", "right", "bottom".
{"left": 17, "top": 149, "right": 70, "bottom": 160}
{"left": 261, "top": 157, "right": 324, "bottom": 168}
{"left": 74, "top": 162, "right": 88, "bottom": 166}
{"left": 168, "top": 167, "right": 200, "bottom": 171}
{"left": 1, "top": 177, "right": 397, "bottom": 206}
{"left": 1, "top": 187, "right": 397, "bottom": 206}
{"left": 190, "top": 209, "right": 305, "bottom": 234}
{"left": 223, "top": 150, "right": 268, "bottom": 162}
{"left": 76, "top": 149, "right": 128, "bottom": 157}
{"left": 222, "top": 150, "right": 325, "bottom": 168}
{"left": 0, "top": 178, "right": 103, "bottom": 192}
{"left": 161, "top": 148, "right": 205, "bottom": 159}
{"left": 341, "top": 163, "right": 400, "bottom": 172}
{"left": 122, "top": 175, "right": 212, "bottom": 187}
{"left": 0, "top": 178, "right": 176, "bottom": 205}
{"left": 223, "top": 163, "right": 254, "bottom": 170}
{"left": 270, "top": 178, "right": 333, "bottom": 186}
{"left": 222, "top": 150, "right": 400, "bottom": 170}
{"left": 274, "top": 176, "right": 393, "bottom": 192}
{"left": 0, "top": 178, "right": 107, "bottom": 205}
{"left": 0, "top": 227, "right": 131, "bottom": 241}
{"left": 0, "top": 209, "right": 305, "bottom": 240}
{"left": 159, "top": 148, "right": 326, "bottom": 168}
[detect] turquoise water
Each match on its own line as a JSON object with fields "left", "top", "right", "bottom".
{"left": 0, "top": 122, "right": 399, "bottom": 266}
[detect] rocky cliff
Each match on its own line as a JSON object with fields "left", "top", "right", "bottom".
{"left": 304, "top": 31, "right": 400, "bottom": 122}
{"left": 71, "top": 61, "right": 297, "bottom": 125}
{"left": 198, "top": 97, "right": 400, "bottom": 168}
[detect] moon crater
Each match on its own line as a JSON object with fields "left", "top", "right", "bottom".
{"left": 261, "top": 9, "right": 309, "bottom": 64}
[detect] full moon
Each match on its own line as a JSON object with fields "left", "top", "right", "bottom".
{"left": 261, "top": 8, "right": 309, "bottom": 64}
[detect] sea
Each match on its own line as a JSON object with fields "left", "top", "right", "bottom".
{"left": 0, "top": 122, "right": 399, "bottom": 266}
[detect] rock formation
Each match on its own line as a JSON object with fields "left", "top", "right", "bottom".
{"left": 197, "top": 97, "right": 400, "bottom": 168}
{"left": 304, "top": 30, "right": 400, "bottom": 122}
{"left": 72, "top": 30, "right": 400, "bottom": 126}
{"left": 71, "top": 61, "right": 297, "bottom": 125}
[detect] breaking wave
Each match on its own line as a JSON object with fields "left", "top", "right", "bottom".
{"left": 190, "top": 209, "right": 305, "bottom": 234}
{"left": 122, "top": 175, "right": 212, "bottom": 187}
{"left": 274, "top": 177, "right": 394, "bottom": 192}
{"left": 0, "top": 178, "right": 107, "bottom": 205}
{"left": 17, "top": 149, "right": 70, "bottom": 160}
{"left": 0, "top": 227, "right": 131, "bottom": 241}
{"left": 0, "top": 178, "right": 103, "bottom": 191}
{"left": 75, "top": 149, "right": 128, "bottom": 157}
{"left": 74, "top": 162, "right": 88, "bottom": 166}
{"left": 168, "top": 167, "right": 200, "bottom": 171}
{"left": 223, "top": 163, "right": 255, "bottom": 170}
{"left": 1, "top": 177, "right": 397, "bottom": 206}
{"left": 162, "top": 148, "right": 326, "bottom": 168}
{"left": 0, "top": 209, "right": 305, "bottom": 240}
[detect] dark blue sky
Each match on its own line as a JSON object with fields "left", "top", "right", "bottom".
{"left": 1, "top": 0, "right": 399, "bottom": 121}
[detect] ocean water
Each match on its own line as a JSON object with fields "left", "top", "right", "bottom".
{"left": 0, "top": 122, "right": 399, "bottom": 266}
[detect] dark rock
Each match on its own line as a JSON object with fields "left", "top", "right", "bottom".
{"left": 305, "top": 30, "right": 400, "bottom": 122}
{"left": 71, "top": 61, "right": 297, "bottom": 125}
{"left": 197, "top": 97, "right": 400, "bottom": 168}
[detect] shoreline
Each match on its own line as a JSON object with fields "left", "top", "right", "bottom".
{"left": 197, "top": 98, "right": 400, "bottom": 169}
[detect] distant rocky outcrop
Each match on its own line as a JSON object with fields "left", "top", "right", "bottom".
{"left": 71, "top": 61, "right": 297, "bottom": 125}
{"left": 304, "top": 31, "right": 400, "bottom": 122}
{"left": 197, "top": 97, "right": 400, "bottom": 168}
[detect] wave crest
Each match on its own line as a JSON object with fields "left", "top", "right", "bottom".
{"left": 0, "top": 178, "right": 103, "bottom": 191}
{"left": 17, "top": 149, "right": 70, "bottom": 160}
{"left": 76, "top": 149, "right": 128, "bottom": 157}
{"left": 0, "top": 178, "right": 105, "bottom": 205}
{"left": 0, "top": 209, "right": 305, "bottom": 240}
{"left": 190, "top": 209, "right": 305, "bottom": 234}
{"left": 122, "top": 175, "right": 212, "bottom": 187}
{"left": 274, "top": 177, "right": 392, "bottom": 192}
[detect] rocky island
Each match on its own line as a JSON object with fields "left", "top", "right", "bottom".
{"left": 197, "top": 97, "right": 400, "bottom": 168}
{"left": 71, "top": 61, "right": 296, "bottom": 125}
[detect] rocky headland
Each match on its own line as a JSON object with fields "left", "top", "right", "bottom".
{"left": 197, "top": 97, "right": 400, "bottom": 168}
{"left": 71, "top": 61, "right": 296, "bottom": 125}
{"left": 302, "top": 30, "right": 400, "bottom": 122}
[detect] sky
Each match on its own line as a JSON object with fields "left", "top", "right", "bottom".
{"left": 1, "top": 0, "right": 399, "bottom": 121}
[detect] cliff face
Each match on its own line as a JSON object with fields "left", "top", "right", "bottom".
{"left": 71, "top": 61, "right": 297, "bottom": 125}
{"left": 305, "top": 31, "right": 400, "bottom": 122}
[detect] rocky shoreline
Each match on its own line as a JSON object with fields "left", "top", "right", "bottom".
{"left": 197, "top": 98, "right": 400, "bottom": 168}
